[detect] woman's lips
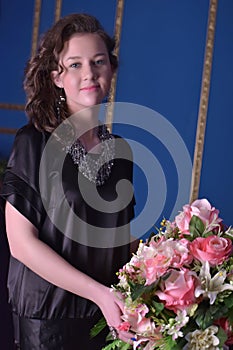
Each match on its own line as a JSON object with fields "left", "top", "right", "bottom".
{"left": 80, "top": 85, "right": 99, "bottom": 91}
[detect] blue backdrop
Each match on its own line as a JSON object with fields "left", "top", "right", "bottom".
{"left": 1, "top": 1, "right": 233, "bottom": 348}
{"left": 0, "top": 0, "right": 233, "bottom": 227}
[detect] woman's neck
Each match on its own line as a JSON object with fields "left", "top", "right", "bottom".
{"left": 69, "top": 107, "right": 101, "bottom": 153}
{"left": 79, "top": 128, "right": 101, "bottom": 153}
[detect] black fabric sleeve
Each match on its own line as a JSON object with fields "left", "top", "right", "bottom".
{"left": 1, "top": 172, "right": 45, "bottom": 229}
{"left": 0, "top": 124, "right": 48, "bottom": 229}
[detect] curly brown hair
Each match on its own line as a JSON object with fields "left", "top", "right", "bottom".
{"left": 24, "top": 13, "right": 118, "bottom": 132}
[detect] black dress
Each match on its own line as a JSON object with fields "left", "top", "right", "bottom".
{"left": 0, "top": 124, "right": 135, "bottom": 349}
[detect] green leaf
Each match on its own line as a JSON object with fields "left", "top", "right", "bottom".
{"left": 154, "top": 336, "right": 181, "bottom": 350}
{"left": 166, "top": 336, "right": 180, "bottom": 350}
{"left": 90, "top": 317, "right": 107, "bottom": 338}
{"left": 176, "top": 336, "right": 188, "bottom": 349}
{"left": 203, "top": 231, "right": 214, "bottom": 237}
{"left": 217, "top": 327, "right": 228, "bottom": 348}
{"left": 102, "top": 339, "right": 132, "bottom": 350}
{"left": 224, "top": 292, "right": 233, "bottom": 308}
{"left": 228, "top": 306, "right": 233, "bottom": 323}
{"left": 121, "top": 342, "right": 132, "bottom": 350}
{"left": 152, "top": 300, "right": 164, "bottom": 315}
{"left": 130, "top": 283, "right": 146, "bottom": 301}
{"left": 195, "top": 302, "right": 228, "bottom": 329}
{"left": 189, "top": 215, "right": 205, "bottom": 237}
{"left": 129, "top": 280, "right": 159, "bottom": 301}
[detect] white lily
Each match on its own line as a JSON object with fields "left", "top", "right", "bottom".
{"left": 195, "top": 261, "right": 233, "bottom": 304}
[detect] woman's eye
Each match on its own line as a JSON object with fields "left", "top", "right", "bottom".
{"left": 94, "top": 59, "right": 105, "bottom": 66}
{"left": 70, "top": 62, "right": 81, "bottom": 68}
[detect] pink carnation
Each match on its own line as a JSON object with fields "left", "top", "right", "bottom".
{"left": 117, "top": 321, "right": 131, "bottom": 332}
{"left": 143, "top": 238, "right": 192, "bottom": 285}
{"left": 144, "top": 255, "right": 171, "bottom": 285}
{"left": 170, "top": 239, "right": 193, "bottom": 268}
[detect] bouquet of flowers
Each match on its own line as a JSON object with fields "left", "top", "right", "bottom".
{"left": 94, "top": 199, "right": 233, "bottom": 350}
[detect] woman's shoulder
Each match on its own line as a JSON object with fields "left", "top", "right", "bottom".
{"left": 113, "top": 134, "right": 130, "bottom": 146}
{"left": 16, "top": 123, "right": 48, "bottom": 140}
{"left": 13, "top": 123, "right": 50, "bottom": 150}
{"left": 8, "top": 124, "right": 50, "bottom": 169}
{"left": 113, "top": 134, "right": 133, "bottom": 160}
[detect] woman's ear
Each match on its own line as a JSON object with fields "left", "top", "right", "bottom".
{"left": 51, "top": 71, "right": 63, "bottom": 88}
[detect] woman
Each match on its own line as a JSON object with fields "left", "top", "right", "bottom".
{"left": 0, "top": 13, "right": 136, "bottom": 349}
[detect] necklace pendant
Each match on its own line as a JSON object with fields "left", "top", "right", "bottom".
{"left": 66, "top": 124, "right": 115, "bottom": 186}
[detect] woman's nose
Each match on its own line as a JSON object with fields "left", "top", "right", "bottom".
{"left": 82, "top": 63, "right": 96, "bottom": 80}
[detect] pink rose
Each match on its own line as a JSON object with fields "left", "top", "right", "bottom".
{"left": 190, "top": 235, "right": 232, "bottom": 266}
{"left": 175, "top": 198, "right": 222, "bottom": 235}
{"left": 156, "top": 268, "right": 198, "bottom": 313}
{"left": 175, "top": 205, "right": 194, "bottom": 234}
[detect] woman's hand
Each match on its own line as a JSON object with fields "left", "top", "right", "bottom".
{"left": 93, "top": 285, "right": 135, "bottom": 344}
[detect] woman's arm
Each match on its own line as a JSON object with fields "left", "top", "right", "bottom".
{"left": 6, "top": 202, "right": 104, "bottom": 299}
{"left": 5, "top": 201, "right": 134, "bottom": 343}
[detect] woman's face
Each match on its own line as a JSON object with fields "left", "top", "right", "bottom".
{"left": 52, "top": 33, "right": 113, "bottom": 114}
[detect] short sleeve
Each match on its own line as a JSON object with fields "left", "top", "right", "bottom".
{"left": 0, "top": 125, "right": 49, "bottom": 229}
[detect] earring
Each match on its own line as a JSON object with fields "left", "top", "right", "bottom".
{"left": 56, "top": 89, "right": 66, "bottom": 122}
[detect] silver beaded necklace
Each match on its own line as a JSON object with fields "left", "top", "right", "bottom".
{"left": 66, "top": 124, "right": 115, "bottom": 186}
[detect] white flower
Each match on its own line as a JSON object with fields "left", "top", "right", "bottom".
{"left": 175, "top": 310, "right": 190, "bottom": 327}
{"left": 161, "top": 311, "right": 189, "bottom": 340}
{"left": 195, "top": 261, "right": 233, "bottom": 304}
{"left": 133, "top": 338, "right": 153, "bottom": 350}
{"left": 117, "top": 274, "right": 129, "bottom": 289}
{"left": 184, "top": 326, "right": 220, "bottom": 350}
